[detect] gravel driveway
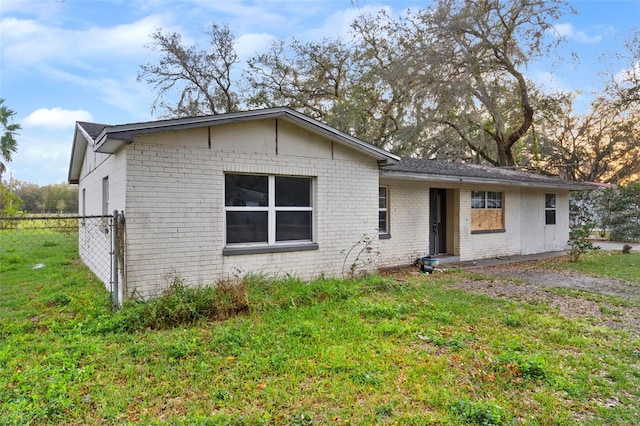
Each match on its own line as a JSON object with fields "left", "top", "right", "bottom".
{"left": 452, "top": 256, "right": 640, "bottom": 336}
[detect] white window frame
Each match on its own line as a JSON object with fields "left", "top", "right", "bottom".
{"left": 471, "top": 191, "right": 503, "bottom": 209}
{"left": 224, "top": 174, "right": 314, "bottom": 247}
{"left": 102, "top": 177, "right": 109, "bottom": 216}
{"left": 545, "top": 193, "right": 557, "bottom": 225}
{"left": 379, "top": 186, "right": 389, "bottom": 235}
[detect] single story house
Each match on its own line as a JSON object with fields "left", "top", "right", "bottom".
{"left": 68, "top": 107, "right": 589, "bottom": 300}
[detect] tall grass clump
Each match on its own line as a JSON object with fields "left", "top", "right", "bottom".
{"left": 248, "top": 274, "right": 361, "bottom": 311}
{"left": 450, "top": 399, "right": 510, "bottom": 426}
{"left": 110, "top": 277, "right": 249, "bottom": 332}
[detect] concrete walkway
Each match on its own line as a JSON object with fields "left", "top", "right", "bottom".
{"left": 451, "top": 241, "right": 636, "bottom": 269}
{"left": 591, "top": 240, "right": 637, "bottom": 251}
{"left": 456, "top": 251, "right": 567, "bottom": 269}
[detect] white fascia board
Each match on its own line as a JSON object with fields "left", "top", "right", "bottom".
{"left": 380, "top": 170, "right": 592, "bottom": 190}
{"left": 68, "top": 124, "right": 92, "bottom": 184}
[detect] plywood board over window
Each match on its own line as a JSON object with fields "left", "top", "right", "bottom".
{"left": 471, "top": 191, "right": 504, "bottom": 232}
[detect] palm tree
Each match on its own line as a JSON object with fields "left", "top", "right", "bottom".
{"left": 0, "top": 99, "right": 21, "bottom": 177}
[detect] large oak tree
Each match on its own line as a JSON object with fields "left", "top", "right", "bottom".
{"left": 397, "top": 0, "right": 572, "bottom": 166}
{"left": 138, "top": 24, "right": 240, "bottom": 117}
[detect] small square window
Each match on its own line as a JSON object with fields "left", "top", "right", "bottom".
{"left": 545, "top": 193, "right": 556, "bottom": 209}
{"left": 276, "top": 177, "right": 311, "bottom": 207}
{"left": 225, "top": 174, "right": 268, "bottom": 207}
{"left": 226, "top": 211, "right": 268, "bottom": 243}
{"left": 486, "top": 192, "right": 502, "bottom": 209}
{"left": 471, "top": 191, "right": 485, "bottom": 209}
{"left": 276, "top": 211, "right": 312, "bottom": 241}
{"left": 471, "top": 190, "right": 505, "bottom": 232}
{"left": 545, "top": 210, "right": 556, "bottom": 225}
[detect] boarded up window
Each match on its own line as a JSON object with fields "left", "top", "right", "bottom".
{"left": 471, "top": 191, "right": 504, "bottom": 232}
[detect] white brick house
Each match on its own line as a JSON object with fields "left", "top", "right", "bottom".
{"left": 68, "top": 108, "right": 588, "bottom": 299}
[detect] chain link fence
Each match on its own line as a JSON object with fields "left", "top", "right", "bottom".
{"left": 0, "top": 215, "right": 114, "bottom": 290}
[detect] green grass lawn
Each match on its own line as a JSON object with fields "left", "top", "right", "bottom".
{"left": 1, "top": 233, "right": 639, "bottom": 425}
{"left": 551, "top": 250, "right": 640, "bottom": 284}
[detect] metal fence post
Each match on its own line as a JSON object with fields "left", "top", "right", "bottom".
{"left": 116, "top": 211, "right": 126, "bottom": 305}
{"left": 112, "top": 210, "right": 120, "bottom": 309}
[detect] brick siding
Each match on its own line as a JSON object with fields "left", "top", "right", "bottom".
{"left": 123, "top": 123, "right": 380, "bottom": 298}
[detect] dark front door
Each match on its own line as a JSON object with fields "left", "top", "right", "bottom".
{"left": 429, "top": 188, "right": 447, "bottom": 255}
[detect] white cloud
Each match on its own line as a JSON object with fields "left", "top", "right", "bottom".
{"left": 23, "top": 108, "right": 93, "bottom": 130}
{"left": 531, "top": 70, "right": 572, "bottom": 95}
{"left": 0, "top": 14, "right": 169, "bottom": 69}
{"left": 553, "top": 23, "right": 602, "bottom": 44}
{"left": 81, "top": 15, "right": 169, "bottom": 55}
{"left": 43, "top": 67, "right": 155, "bottom": 122}
{"left": 303, "top": 5, "right": 392, "bottom": 40}
{"left": 0, "top": 0, "right": 62, "bottom": 20}
{"left": 9, "top": 132, "right": 72, "bottom": 185}
{"left": 190, "top": 0, "right": 298, "bottom": 34}
{"left": 98, "top": 77, "right": 156, "bottom": 121}
{"left": 615, "top": 60, "right": 640, "bottom": 85}
{"left": 234, "top": 32, "right": 277, "bottom": 60}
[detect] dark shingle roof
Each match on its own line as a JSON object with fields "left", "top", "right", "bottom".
{"left": 77, "top": 121, "right": 110, "bottom": 140}
{"left": 382, "top": 158, "right": 589, "bottom": 190}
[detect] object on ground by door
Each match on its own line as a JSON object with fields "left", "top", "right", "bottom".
{"left": 419, "top": 256, "right": 438, "bottom": 273}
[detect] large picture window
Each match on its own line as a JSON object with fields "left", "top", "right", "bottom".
{"left": 225, "top": 174, "right": 313, "bottom": 246}
{"left": 545, "top": 193, "right": 556, "bottom": 225}
{"left": 471, "top": 190, "right": 504, "bottom": 232}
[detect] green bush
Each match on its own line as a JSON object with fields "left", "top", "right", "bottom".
{"left": 608, "top": 182, "right": 640, "bottom": 242}
{"left": 497, "top": 352, "right": 550, "bottom": 380}
{"left": 567, "top": 223, "right": 600, "bottom": 262}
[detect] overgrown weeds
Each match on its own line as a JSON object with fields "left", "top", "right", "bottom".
{"left": 109, "top": 276, "right": 250, "bottom": 332}
{"left": 450, "top": 399, "right": 510, "bottom": 426}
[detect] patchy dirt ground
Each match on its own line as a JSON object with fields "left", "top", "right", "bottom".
{"left": 451, "top": 261, "right": 640, "bottom": 337}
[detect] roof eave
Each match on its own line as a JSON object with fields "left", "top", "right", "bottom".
{"left": 68, "top": 123, "right": 92, "bottom": 184}
{"left": 380, "top": 170, "right": 591, "bottom": 190}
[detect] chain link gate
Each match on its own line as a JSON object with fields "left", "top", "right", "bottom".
{"left": 1, "top": 213, "right": 126, "bottom": 307}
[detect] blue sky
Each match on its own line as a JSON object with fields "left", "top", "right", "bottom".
{"left": 1, "top": 0, "right": 638, "bottom": 186}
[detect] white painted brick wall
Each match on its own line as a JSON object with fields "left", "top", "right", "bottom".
{"left": 77, "top": 145, "right": 126, "bottom": 289}
{"left": 458, "top": 185, "right": 522, "bottom": 261}
{"left": 77, "top": 121, "right": 572, "bottom": 296}
{"left": 378, "top": 179, "right": 430, "bottom": 267}
{"left": 377, "top": 182, "right": 529, "bottom": 264}
{"left": 123, "top": 127, "right": 379, "bottom": 298}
